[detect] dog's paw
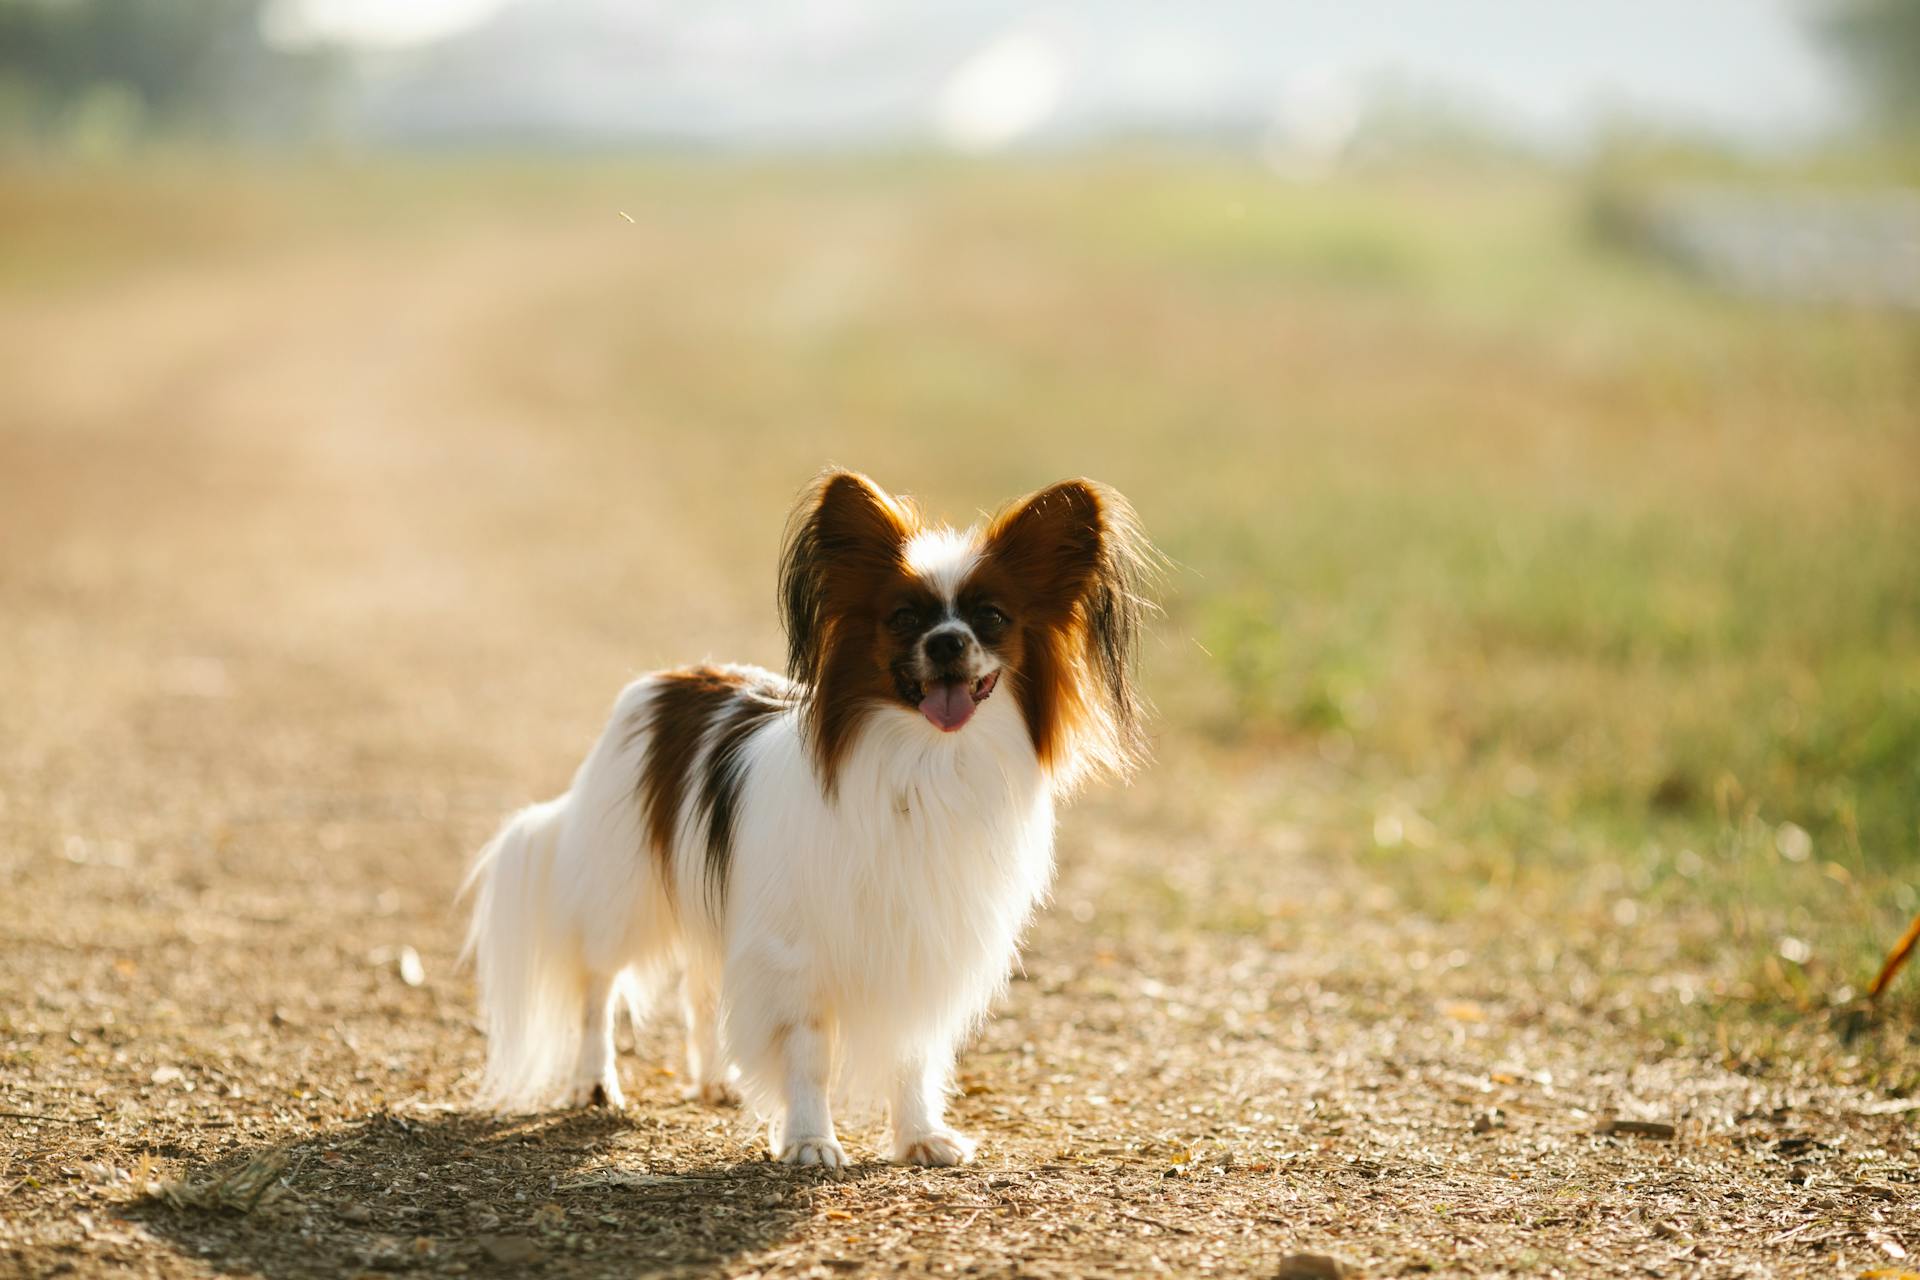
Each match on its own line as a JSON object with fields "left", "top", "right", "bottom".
{"left": 562, "top": 1074, "right": 625, "bottom": 1109}
{"left": 682, "top": 1077, "right": 741, "bottom": 1107}
{"left": 894, "top": 1128, "right": 977, "bottom": 1167}
{"left": 779, "top": 1135, "right": 849, "bottom": 1175}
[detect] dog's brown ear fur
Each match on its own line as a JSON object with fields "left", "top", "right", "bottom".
{"left": 778, "top": 469, "right": 920, "bottom": 788}
{"left": 981, "top": 479, "right": 1159, "bottom": 787}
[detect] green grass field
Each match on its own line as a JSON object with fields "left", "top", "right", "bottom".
{"left": 6, "top": 153, "right": 1916, "bottom": 991}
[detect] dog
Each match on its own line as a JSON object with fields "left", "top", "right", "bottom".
{"left": 462, "top": 470, "right": 1155, "bottom": 1168}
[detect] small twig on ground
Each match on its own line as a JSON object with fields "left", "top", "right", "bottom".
{"left": 1869, "top": 910, "right": 1920, "bottom": 999}
{"left": 0, "top": 1110, "right": 103, "bottom": 1124}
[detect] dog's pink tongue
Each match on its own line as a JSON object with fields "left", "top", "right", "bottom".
{"left": 919, "top": 681, "right": 976, "bottom": 732}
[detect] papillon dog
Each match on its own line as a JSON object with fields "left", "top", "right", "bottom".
{"left": 463, "top": 470, "right": 1155, "bottom": 1168}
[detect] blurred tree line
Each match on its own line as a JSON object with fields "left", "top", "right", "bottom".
{"left": 1823, "top": 0, "right": 1920, "bottom": 133}
{"left": 0, "top": 0, "right": 340, "bottom": 154}
{"left": 1, "top": 0, "right": 1916, "bottom": 158}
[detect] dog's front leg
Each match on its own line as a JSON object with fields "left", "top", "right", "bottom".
{"left": 889, "top": 1047, "right": 976, "bottom": 1166}
{"left": 771, "top": 1014, "right": 846, "bottom": 1172}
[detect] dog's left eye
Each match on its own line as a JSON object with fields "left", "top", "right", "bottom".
{"left": 973, "top": 605, "right": 1009, "bottom": 631}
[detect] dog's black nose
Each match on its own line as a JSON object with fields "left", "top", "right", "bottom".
{"left": 925, "top": 631, "right": 967, "bottom": 665}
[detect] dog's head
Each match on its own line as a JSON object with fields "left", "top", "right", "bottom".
{"left": 779, "top": 469, "right": 1157, "bottom": 791}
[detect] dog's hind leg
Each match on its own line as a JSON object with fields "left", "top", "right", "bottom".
{"left": 680, "top": 959, "right": 739, "bottom": 1106}
{"left": 564, "top": 970, "right": 626, "bottom": 1108}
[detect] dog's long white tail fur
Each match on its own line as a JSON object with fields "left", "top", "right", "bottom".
{"left": 461, "top": 797, "right": 583, "bottom": 1109}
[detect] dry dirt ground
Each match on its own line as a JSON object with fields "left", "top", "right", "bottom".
{"left": 2, "top": 184, "right": 1917, "bottom": 1280}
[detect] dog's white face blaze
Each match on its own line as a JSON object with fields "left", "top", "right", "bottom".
{"left": 900, "top": 527, "right": 1001, "bottom": 732}
{"left": 902, "top": 527, "right": 979, "bottom": 599}
{"left": 463, "top": 472, "right": 1152, "bottom": 1172}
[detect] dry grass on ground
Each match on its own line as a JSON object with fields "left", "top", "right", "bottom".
{"left": 1, "top": 159, "right": 1916, "bottom": 1278}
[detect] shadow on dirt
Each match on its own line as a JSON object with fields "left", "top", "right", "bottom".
{"left": 125, "top": 1107, "right": 865, "bottom": 1277}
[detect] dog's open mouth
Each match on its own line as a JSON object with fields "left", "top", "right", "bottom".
{"left": 918, "top": 671, "right": 998, "bottom": 732}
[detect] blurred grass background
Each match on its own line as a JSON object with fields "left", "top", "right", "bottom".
{"left": 3, "top": 0, "right": 1919, "bottom": 1029}
{"left": 4, "top": 150, "right": 1914, "bottom": 1010}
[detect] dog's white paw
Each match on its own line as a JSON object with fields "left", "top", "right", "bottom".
{"left": 682, "top": 1077, "right": 741, "bottom": 1107}
{"left": 779, "top": 1135, "right": 849, "bottom": 1174}
{"left": 562, "top": 1074, "right": 625, "bottom": 1109}
{"left": 894, "top": 1128, "right": 976, "bottom": 1167}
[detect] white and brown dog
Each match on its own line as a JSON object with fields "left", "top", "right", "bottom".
{"left": 463, "top": 470, "right": 1156, "bottom": 1168}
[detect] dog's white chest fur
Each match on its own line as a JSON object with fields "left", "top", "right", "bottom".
{"left": 719, "top": 691, "right": 1055, "bottom": 1096}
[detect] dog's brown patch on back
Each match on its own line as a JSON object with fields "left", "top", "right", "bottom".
{"left": 633, "top": 666, "right": 746, "bottom": 892}
{"left": 632, "top": 665, "right": 800, "bottom": 908}
{"left": 695, "top": 675, "right": 797, "bottom": 911}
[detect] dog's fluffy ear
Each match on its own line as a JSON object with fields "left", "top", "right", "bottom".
{"left": 982, "top": 481, "right": 1107, "bottom": 621}
{"left": 778, "top": 469, "right": 916, "bottom": 687}
{"left": 984, "top": 479, "right": 1160, "bottom": 785}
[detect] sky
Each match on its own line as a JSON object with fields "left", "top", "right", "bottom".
{"left": 266, "top": 0, "right": 1852, "bottom": 151}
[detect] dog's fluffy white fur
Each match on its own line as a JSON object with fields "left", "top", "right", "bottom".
{"left": 463, "top": 471, "right": 1153, "bottom": 1169}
